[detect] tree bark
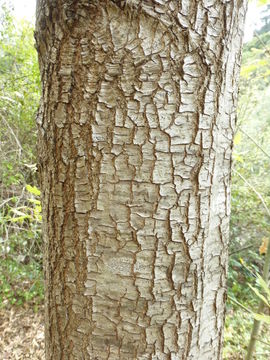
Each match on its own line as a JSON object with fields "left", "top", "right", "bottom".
{"left": 35, "top": 1, "right": 247, "bottom": 359}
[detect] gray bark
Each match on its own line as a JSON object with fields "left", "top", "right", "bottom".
{"left": 35, "top": 1, "right": 247, "bottom": 359}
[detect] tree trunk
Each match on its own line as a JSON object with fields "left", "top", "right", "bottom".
{"left": 35, "top": 1, "right": 247, "bottom": 359}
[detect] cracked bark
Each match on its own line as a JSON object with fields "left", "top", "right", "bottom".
{"left": 35, "top": 1, "right": 247, "bottom": 359}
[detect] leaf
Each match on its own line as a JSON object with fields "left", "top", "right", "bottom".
{"left": 256, "top": 275, "right": 270, "bottom": 300}
{"left": 14, "top": 91, "right": 23, "bottom": 99}
{"left": 239, "top": 257, "right": 244, "bottom": 265}
{"left": 259, "top": 237, "right": 269, "bottom": 255}
{"left": 234, "top": 132, "right": 242, "bottom": 145}
{"left": 34, "top": 205, "right": 42, "bottom": 214}
{"left": 28, "top": 199, "right": 41, "bottom": 205}
{"left": 252, "top": 313, "right": 270, "bottom": 325}
{"left": 9, "top": 215, "right": 31, "bottom": 223}
{"left": 33, "top": 205, "right": 42, "bottom": 222}
{"left": 10, "top": 208, "right": 28, "bottom": 217}
{"left": 249, "top": 284, "right": 270, "bottom": 307}
{"left": 25, "top": 184, "right": 40, "bottom": 196}
{"left": 0, "top": 95, "right": 16, "bottom": 103}
{"left": 233, "top": 153, "right": 244, "bottom": 163}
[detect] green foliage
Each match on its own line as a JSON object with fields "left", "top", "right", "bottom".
{"left": 223, "top": 309, "right": 270, "bottom": 359}
{"left": 229, "top": 28, "right": 270, "bottom": 277}
{"left": 1, "top": 185, "right": 42, "bottom": 225}
{"left": 257, "top": 0, "right": 270, "bottom": 6}
{"left": 0, "top": 183, "right": 43, "bottom": 307}
{"left": 0, "top": 2, "right": 42, "bottom": 308}
{"left": 226, "top": 13, "right": 270, "bottom": 359}
{"left": 0, "top": 1, "right": 40, "bottom": 178}
{"left": 227, "top": 257, "right": 259, "bottom": 307}
{"left": 249, "top": 274, "right": 270, "bottom": 324}
{"left": 0, "top": 257, "right": 43, "bottom": 308}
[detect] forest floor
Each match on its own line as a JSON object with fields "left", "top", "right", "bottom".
{"left": 0, "top": 305, "right": 44, "bottom": 359}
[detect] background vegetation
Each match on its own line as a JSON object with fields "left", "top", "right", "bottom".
{"left": 0, "top": 2, "right": 270, "bottom": 359}
{"left": 0, "top": 2, "right": 42, "bottom": 308}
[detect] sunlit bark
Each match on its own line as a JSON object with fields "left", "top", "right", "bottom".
{"left": 36, "top": 1, "right": 247, "bottom": 358}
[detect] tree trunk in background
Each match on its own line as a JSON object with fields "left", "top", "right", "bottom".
{"left": 35, "top": 1, "right": 247, "bottom": 358}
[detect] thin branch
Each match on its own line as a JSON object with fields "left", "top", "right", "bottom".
{"left": 237, "top": 84, "right": 256, "bottom": 127}
{"left": 229, "top": 245, "right": 254, "bottom": 256}
{"left": 239, "top": 127, "right": 270, "bottom": 160}
{"left": 254, "top": 31, "right": 270, "bottom": 55}
{"left": 0, "top": 197, "right": 14, "bottom": 209}
{"left": 227, "top": 295, "right": 252, "bottom": 314}
{"left": 232, "top": 168, "right": 270, "bottom": 218}
{"left": 0, "top": 112, "right": 22, "bottom": 157}
{"left": 254, "top": 337, "right": 270, "bottom": 348}
{"left": 246, "top": 239, "right": 270, "bottom": 360}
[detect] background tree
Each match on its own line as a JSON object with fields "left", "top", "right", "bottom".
{"left": 35, "top": 1, "right": 247, "bottom": 359}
